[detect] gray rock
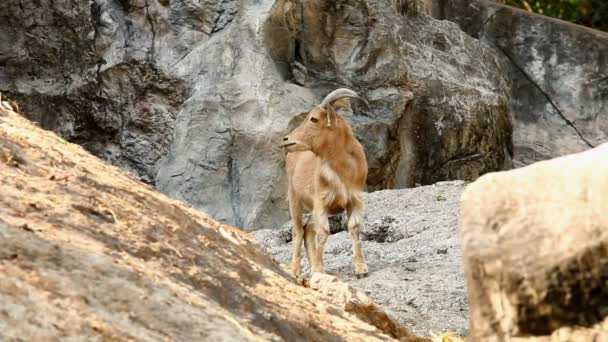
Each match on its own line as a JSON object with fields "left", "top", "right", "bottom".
{"left": 432, "top": 0, "right": 608, "bottom": 167}
{"left": 461, "top": 143, "right": 608, "bottom": 341}
{"left": 0, "top": 1, "right": 188, "bottom": 185}
{"left": 251, "top": 180, "right": 469, "bottom": 337}
{"left": 0, "top": 0, "right": 512, "bottom": 230}
{"left": 267, "top": 0, "right": 513, "bottom": 189}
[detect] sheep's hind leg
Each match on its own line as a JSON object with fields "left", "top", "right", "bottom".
{"left": 303, "top": 215, "right": 317, "bottom": 274}
{"left": 348, "top": 201, "right": 368, "bottom": 278}
{"left": 311, "top": 208, "right": 330, "bottom": 274}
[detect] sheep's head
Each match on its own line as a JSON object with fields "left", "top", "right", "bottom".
{"left": 281, "top": 88, "right": 367, "bottom": 154}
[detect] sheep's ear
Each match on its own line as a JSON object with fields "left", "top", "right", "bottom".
{"left": 327, "top": 105, "right": 336, "bottom": 127}
{"left": 332, "top": 98, "right": 352, "bottom": 112}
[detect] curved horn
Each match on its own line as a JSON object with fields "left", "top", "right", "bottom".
{"left": 320, "top": 88, "right": 368, "bottom": 108}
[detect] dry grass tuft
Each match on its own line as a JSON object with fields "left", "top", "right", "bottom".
{"left": 0, "top": 147, "right": 14, "bottom": 165}
{"left": 430, "top": 331, "right": 465, "bottom": 342}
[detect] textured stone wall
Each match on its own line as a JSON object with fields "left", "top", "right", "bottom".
{"left": 0, "top": 0, "right": 513, "bottom": 230}
{"left": 433, "top": 0, "right": 608, "bottom": 167}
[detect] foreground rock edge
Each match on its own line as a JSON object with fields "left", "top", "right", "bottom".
{"left": 461, "top": 143, "right": 608, "bottom": 341}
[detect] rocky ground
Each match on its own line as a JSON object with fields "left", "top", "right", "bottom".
{"left": 252, "top": 181, "right": 469, "bottom": 337}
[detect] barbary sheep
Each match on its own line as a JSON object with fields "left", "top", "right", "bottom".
{"left": 281, "top": 88, "right": 369, "bottom": 279}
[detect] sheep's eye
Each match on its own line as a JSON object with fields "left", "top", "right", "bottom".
{"left": 310, "top": 117, "right": 319, "bottom": 123}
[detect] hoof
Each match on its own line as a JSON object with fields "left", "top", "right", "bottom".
{"left": 355, "top": 272, "right": 368, "bottom": 279}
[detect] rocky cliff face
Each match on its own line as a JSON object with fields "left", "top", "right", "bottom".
{"left": 0, "top": 0, "right": 513, "bottom": 230}
{"left": 432, "top": 0, "right": 608, "bottom": 167}
{"left": 0, "top": 105, "right": 428, "bottom": 341}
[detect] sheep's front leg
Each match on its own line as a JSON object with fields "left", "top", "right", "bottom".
{"left": 303, "top": 215, "right": 317, "bottom": 273}
{"left": 289, "top": 199, "right": 304, "bottom": 279}
{"left": 348, "top": 198, "right": 368, "bottom": 278}
{"left": 311, "top": 208, "right": 329, "bottom": 274}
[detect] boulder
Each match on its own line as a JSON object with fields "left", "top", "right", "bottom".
{"left": 0, "top": 106, "right": 427, "bottom": 341}
{"left": 0, "top": 0, "right": 512, "bottom": 230}
{"left": 432, "top": 0, "right": 608, "bottom": 167}
{"left": 460, "top": 143, "right": 608, "bottom": 341}
{"left": 252, "top": 181, "right": 469, "bottom": 337}
{"left": 265, "top": 0, "right": 514, "bottom": 186}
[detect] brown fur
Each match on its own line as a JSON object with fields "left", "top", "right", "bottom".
{"left": 282, "top": 101, "right": 369, "bottom": 278}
